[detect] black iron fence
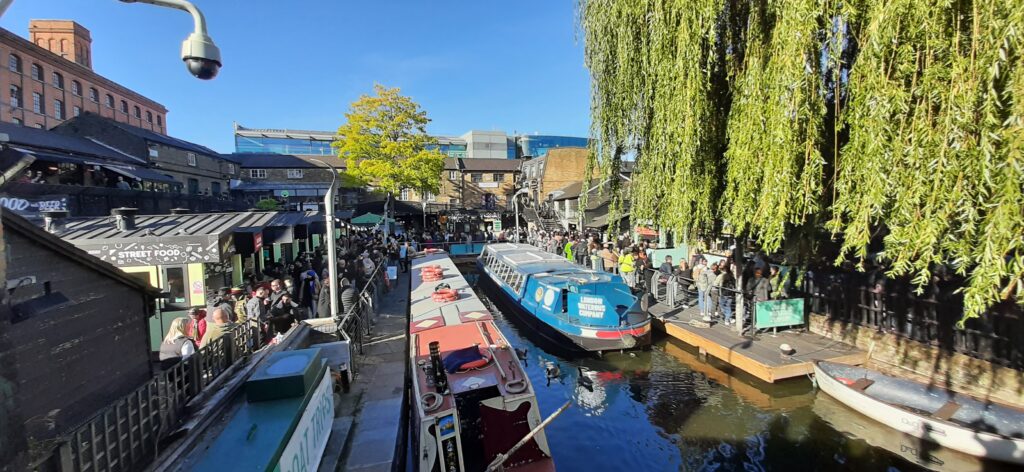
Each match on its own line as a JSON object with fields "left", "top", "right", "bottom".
{"left": 3, "top": 182, "right": 246, "bottom": 217}
{"left": 793, "top": 270, "right": 1023, "bottom": 370}
{"left": 48, "top": 323, "right": 261, "bottom": 472}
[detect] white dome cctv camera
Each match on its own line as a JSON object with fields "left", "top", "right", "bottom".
{"left": 182, "top": 31, "right": 221, "bottom": 80}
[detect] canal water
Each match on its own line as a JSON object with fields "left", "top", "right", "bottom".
{"left": 458, "top": 266, "right": 1013, "bottom": 472}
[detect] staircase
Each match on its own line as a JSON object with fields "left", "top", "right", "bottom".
{"left": 524, "top": 205, "right": 563, "bottom": 232}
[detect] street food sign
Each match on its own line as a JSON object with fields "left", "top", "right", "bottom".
{"left": 754, "top": 298, "right": 805, "bottom": 329}
{"left": 81, "top": 240, "right": 221, "bottom": 266}
{"left": 275, "top": 370, "right": 334, "bottom": 472}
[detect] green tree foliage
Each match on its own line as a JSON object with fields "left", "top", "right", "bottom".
{"left": 579, "top": 0, "right": 1024, "bottom": 321}
{"left": 332, "top": 84, "right": 445, "bottom": 195}
{"left": 254, "top": 198, "right": 281, "bottom": 211}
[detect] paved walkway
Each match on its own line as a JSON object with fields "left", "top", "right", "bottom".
{"left": 335, "top": 271, "right": 409, "bottom": 472}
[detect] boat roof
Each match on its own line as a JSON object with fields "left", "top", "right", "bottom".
{"left": 484, "top": 243, "right": 622, "bottom": 284}
{"left": 410, "top": 251, "right": 494, "bottom": 330}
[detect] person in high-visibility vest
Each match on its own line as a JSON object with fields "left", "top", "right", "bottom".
{"left": 564, "top": 239, "right": 574, "bottom": 261}
{"left": 620, "top": 248, "right": 637, "bottom": 288}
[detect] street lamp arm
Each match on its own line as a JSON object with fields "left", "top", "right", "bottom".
{"left": 310, "top": 159, "right": 342, "bottom": 326}
{"left": 119, "top": 0, "right": 209, "bottom": 35}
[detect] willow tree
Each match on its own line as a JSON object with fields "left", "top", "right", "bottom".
{"left": 332, "top": 84, "right": 446, "bottom": 197}
{"left": 580, "top": 0, "right": 1024, "bottom": 321}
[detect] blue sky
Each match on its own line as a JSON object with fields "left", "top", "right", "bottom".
{"left": 2, "top": 1, "right": 592, "bottom": 153}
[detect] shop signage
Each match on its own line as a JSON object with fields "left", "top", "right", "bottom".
{"left": 0, "top": 194, "right": 68, "bottom": 216}
{"left": 276, "top": 370, "right": 334, "bottom": 472}
{"left": 754, "top": 298, "right": 805, "bottom": 329}
{"left": 479, "top": 182, "right": 499, "bottom": 188}
{"left": 578, "top": 296, "right": 605, "bottom": 318}
{"left": 254, "top": 232, "right": 264, "bottom": 250}
{"left": 82, "top": 240, "right": 221, "bottom": 266}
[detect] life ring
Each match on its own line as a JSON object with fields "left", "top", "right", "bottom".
{"left": 421, "top": 392, "right": 443, "bottom": 412}
{"left": 432, "top": 289, "right": 458, "bottom": 303}
{"left": 505, "top": 379, "right": 528, "bottom": 394}
{"left": 456, "top": 347, "right": 492, "bottom": 371}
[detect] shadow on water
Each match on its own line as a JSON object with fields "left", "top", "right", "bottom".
{"left": 457, "top": 263, "right": 1013, "bottom": 472}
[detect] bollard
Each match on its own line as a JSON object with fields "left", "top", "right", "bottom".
{"left": 338, "top": 363, "right": 351, "bottom": 393}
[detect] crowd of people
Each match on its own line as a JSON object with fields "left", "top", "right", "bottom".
{"left": 158, "top": 228, "right": 400, "bottom": 368}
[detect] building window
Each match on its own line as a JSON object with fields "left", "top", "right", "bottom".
{"left": 156, "top": 115, "right": 162, "bottom": 127}
{"left": 227, "top": 163, "right": 235, "bottom": 174}
{"left": 186, "top": 152, "right": 197, "bottom": 166}
{"left": 422, "top": 191, "right": 436, "bottom": 202}
{"left": 187, "top": 178, "right": 199, "bottom": 194}
{"left": 71, "top": 80, "right": 81, "bottom": 96}
{"left": 8, "top": 54, "right": 21, "bottom": 73}
{"left": 120, "top": 100, "right": 128, "bottom": 114}
{"left": 73, "top": 105, "right": 81, "bottom": 117}
{"left": 12, "top": 117, "right": 21, "bottom": 126}
{"left": 9, "top": 85, "right": 21, "bottom": 109}
{"left": 53, "top": 99, "right": 64, "bottom": 120}
{"left": 471, "top": 173, "right": 482, "bottom": 183}
{"left": 89, "top": 87, "right": 98, "bottom": 102}
{"left": 105, "top": 94, "right": 114, "bottom": 108}
{"left": 52, "top": 72, "right": 64, "bottom": 89}
{"left": 148, "top": 146, "right": 159, "bottom": 157}
{"left": 449, "top": 170, "right": 458, "bottom": 180}
{"left": 32, "top": 92, "right": 43, "bottom": 114}
{"left": 30, "top": 63, "right": 42, "bottom": 81}
{"left": 287, "top": 169, "right": 303, "bottom": 179}
{"left": 146, "top": 111, "right": 153, "bottom": 123}
{"left": 134, "top": 106, "right": 141, "bottom": 119}
{"left": 400, "top": 188, "right": 411, "bottom": 200}
{"left": 211, "top": 181, "right": 221, "bottom": 195}
{"left": 250, "top": 169, "right": 267, "bottom": 179}
{"left": 493, "top": 173, "right": 504, "bottom": 182}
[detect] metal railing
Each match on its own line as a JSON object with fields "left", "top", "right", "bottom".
{"left": 51, "top": 323, "right": 261, "bottom": 472}
{"left": 333, "top": 257, "right": 391, "bottom": 353}
{"left": 794, "top": 271, "right": 1023, "bottom": 369}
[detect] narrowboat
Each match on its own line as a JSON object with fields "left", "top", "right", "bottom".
{"left": 476, "top": 243, "right": 651, "bottom": 352}
{"left": 814, "top": 361, "right": 1024, "bottom": 465}
{"left": 410, "top": 250, "right": 555, "bottom": 472}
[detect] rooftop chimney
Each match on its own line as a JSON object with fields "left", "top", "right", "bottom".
{"left": 29, "top": 20, "right": 93, "bottom": 69}
{"left": 42, "top": 209, "right": 68, "bottom": 234}
{"left": 170, "top": 208, "right": 190, "bottom": 215}
{"left": 111, "top": 208, "right": 138, "bottom": 232}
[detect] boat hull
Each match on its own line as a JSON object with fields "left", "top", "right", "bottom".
{"left": 813, "top": 362, "right": 1024, "bottom": 465}
{"left": 477, "top": 261, "right": 651, "bottom": 352}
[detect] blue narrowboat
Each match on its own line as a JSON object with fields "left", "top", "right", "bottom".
{"left": 477, "top": 243, "right": 651, "bottom": 352}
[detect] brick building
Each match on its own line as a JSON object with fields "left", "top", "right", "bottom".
{"left": 228, "top": 153, "right": 360, "bottom": 210}
{"left": 394, "top": 157, "right": 522, "bottom": 211}
{"left": 53, "top": 112, "right": 238, "bottom": 197}
{"left": 0, "top": 20, "right": 167, "bottom": 132}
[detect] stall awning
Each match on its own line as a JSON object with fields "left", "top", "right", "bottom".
{"left": 103, "top": 165, "right": 179, "bottom": 184}
{"left": 351, "top": 212, "right": 395, "bottom": 226}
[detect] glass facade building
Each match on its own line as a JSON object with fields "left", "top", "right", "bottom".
{"left": 425, "top": 142, "right": 468, "bottom": 158}
{"left": 234, "top": 135, "right": 335, "bottom": 156}
{"left": 517, "top": 135, "right": 590, "bottom": 158}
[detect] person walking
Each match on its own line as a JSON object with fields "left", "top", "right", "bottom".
{"left": 620, "top": 248, "right": 637, "bottom": 289}
{"left": 158, "top": 317, "right": 196, "bottom": 369}
{"left": 399, "top": 242, "right": 411, "bottom": 273}
{"left": 696, "top": 260, "right": 715, "bottom": 318}
{"left": 718, "top": 266, "right": 736, "bottom": 324}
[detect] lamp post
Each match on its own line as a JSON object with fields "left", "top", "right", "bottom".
{"left": 310, "top": 159, "right": 340, "bottom": 322}
{"left": 512, "top": 188, "right": 530, "bottom": 243}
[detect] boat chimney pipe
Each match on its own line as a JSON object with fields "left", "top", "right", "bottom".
{"left": 42, "top": 209, "right": 68, "bottom": 234}
{"left": 429, "top": 341, "right": 448, "bottom": 393}
{"left": 112, "top": 207, "right": 138, "bottom": 232}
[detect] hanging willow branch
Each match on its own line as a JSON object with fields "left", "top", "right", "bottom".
{"left": 581, "top": 0, "right": 1024, "bottom": 321}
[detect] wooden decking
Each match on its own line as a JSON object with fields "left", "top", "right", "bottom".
{"left": 649, "top": 302, "right": 866, "bottom": 383}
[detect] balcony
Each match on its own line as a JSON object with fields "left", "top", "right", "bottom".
{"left": 1, "top": 182, "right": 246, "bottom": 217}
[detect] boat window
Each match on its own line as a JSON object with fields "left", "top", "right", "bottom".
{"left": 561, "top": 289, "right": 569, "bottom": 313}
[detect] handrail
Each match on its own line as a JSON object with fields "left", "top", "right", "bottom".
{"left": 335, "top": 255, "right": 388, "bottom": 344}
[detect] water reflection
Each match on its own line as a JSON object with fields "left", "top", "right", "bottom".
{"left": 461, "top": 264, "right": 1010, "bottom": 472}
